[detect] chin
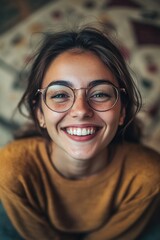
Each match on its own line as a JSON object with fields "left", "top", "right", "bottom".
{"left": 65, "top": 148, "right": 94, "bottom": 161}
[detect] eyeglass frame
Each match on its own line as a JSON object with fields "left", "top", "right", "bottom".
{"left": 36, "top": 80, "right": 126, "bottom": 113}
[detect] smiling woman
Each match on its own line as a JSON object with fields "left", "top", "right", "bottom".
{"left": 0, "top": 25, "right": 160, "bottom": 240}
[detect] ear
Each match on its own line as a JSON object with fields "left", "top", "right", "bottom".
{"left": 119, "top": 106, "right": 126, "bottom": 126}
{"left": 36, "top": 108, "right": 46, "bottom": 128}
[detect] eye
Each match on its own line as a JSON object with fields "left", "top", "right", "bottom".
{"left": 89, "top": 91, "right": 111, "bottom": 102}
{"left": 51, "top": 93, "right": 69, "bottom": 99}
{"left": 47, "top": 90, "right": 72, "bottom": 103}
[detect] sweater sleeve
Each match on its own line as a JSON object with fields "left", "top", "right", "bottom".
{"left": 0, "top": 187, "right": 58, "bottom": 240}
{"left": 84, "top": 145, "right": 160, "bottom": 240}
{"left": 84, "top": 187, "right": 160, "bottom": 240}
{"left": 0, "top": 140, "right": 57, "bottom": 240}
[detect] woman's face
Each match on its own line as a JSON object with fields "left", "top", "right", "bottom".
{"left": 37, "top": 51, "right": 125, "bottom": 161}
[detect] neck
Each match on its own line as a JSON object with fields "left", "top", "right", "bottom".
{"left": 51, "top": 144, "right": 109, "bottom": 179}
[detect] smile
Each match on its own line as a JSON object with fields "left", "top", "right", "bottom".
{"left": 65, "top": 127, "right": 97, "bottom": 136}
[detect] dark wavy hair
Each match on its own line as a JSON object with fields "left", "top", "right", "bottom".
{"left": 17, "top": 25, "right": 142, "bottom": 143}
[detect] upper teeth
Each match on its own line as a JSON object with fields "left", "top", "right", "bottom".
{"left": 66, "top": 127, "right": 96, "bottom": 136}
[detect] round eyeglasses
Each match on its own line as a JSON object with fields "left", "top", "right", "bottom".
{"left": 36, "top": 82, "right": 125, "bottom": 113}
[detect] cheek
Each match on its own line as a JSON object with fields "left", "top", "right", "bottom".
{"left": 42, "top": 107, "right": 63, "bottom": 132}
{"left": 100, "top": 105, "right": 122, "bottom": 126}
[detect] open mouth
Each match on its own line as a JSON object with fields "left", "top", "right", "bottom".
{"left": 64, "top": 127, "right": 100, "bottom": 136}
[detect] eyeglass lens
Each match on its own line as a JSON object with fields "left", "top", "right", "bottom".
{"left": 44, "top": 84, "right": 118, "bottom": 112}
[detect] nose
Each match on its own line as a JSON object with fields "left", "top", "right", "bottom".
{"left": 69, "top": 91, "right": 94, "bottom": 118}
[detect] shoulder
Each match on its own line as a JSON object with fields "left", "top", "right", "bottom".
{"left": 123, "top": 142, "right": 160, "bottom": 165}
{"left": 0, "top": 137, "right": 45, "bottom": 188}
{"left": 0, "top": 137, "right": 44, "bottom": 162}
{"left": 121, "top": 142, "right": 160, "bottom": 186}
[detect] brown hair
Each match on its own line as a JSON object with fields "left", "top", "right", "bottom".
{"left": 17, "top": 26, "right": 142, "bottom": 143}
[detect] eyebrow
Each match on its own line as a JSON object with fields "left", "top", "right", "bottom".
{"left": 47, "top": 79, "right": 115, "bottom": 88}
{"left": 47, "top": 80, "right": 73, "bottom": 88}
{"left": 88, "top": 79, "right": 114, "bottom": 87}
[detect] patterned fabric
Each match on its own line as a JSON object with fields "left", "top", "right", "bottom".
{"left": 0, "top": 0, "right": 160, "bottom": 152}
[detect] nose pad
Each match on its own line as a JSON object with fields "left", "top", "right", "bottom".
{"left": 69, "top": 94, "right": 93, "bottom": 118}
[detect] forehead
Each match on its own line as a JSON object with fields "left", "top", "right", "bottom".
{"left": 42, "top": 50, "right": 118, "bottom": 88}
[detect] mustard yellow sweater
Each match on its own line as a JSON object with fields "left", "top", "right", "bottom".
{"left": 0, "top": 137, "right": 160, "bottom": 240}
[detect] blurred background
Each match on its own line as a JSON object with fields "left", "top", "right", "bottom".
{"left": 0, "top": 0, "right": 160, "bottom": 152}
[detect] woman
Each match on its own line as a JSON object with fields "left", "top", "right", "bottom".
{"left": 0, "top": 26, "right": 160, "bottom": 240}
